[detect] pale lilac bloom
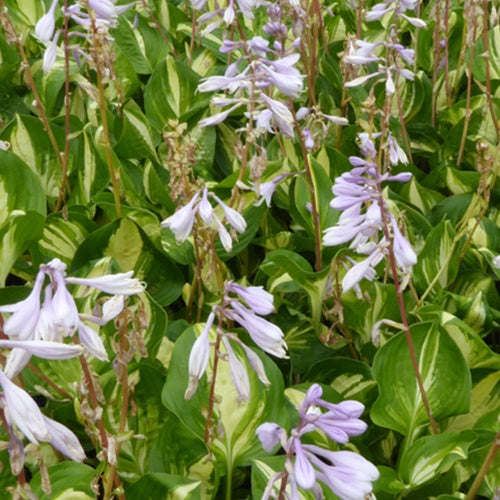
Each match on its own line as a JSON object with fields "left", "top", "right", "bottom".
{"left": 185, "top": 312, "right": 215, "bottom": 400}
{"left": 238, "top": 342, "right": 270, "bottom": 387}
{"left": 256, "top": 422, "right": 283, "bottom": 452}
{"left": 227, "top": 301, "right": 288, "bottom": 358}
{"left": 88, "top": 0, "right": 134, "bottom": 21}
{"left": 51, "top": 272, "right": 80, "bottom": 338}
{"left": 35, "top": 0, "right": 59, "bottom": 42}
{"left": 305, "top": 446, "right": 380, "bottom": 500}
{"left": 0, "top": 340, "right": 83, "bottom": 359}
{"left": 43, "top": 416, "right": 86, "bottom": 462}
{"left": 78, "top": 321, "right": 109, "bottom": 361}
{"left": 257, "top": 384, "right": 379, "bottom": 499}
{"left": 161, "top": 192, "right": 200, "bottom": 242}
{"left": 0, "top": 369, "right": 85, "bottom": 461}
{"left": 198, "top": 187, "right": 213, "bottom": 224}
{"left": 42, "top": 29, "right": 61, "bottom": 72}
{"left": 260, "top": 94, "right": 295, "bottom": 138}
{"left": 0, "top": 271, "right": 45, "bottom": 340}
{"left": 391, "top": 216, "right": 417, "bottom": 269}
{"left": 212, "top": 194, "right": 247, "bottom": 233}
{"left": 226, "top": 282, "right": 275, "bottom": 315}
{"left": 214, "top": 215, "right": 233, "bottom": 252}
{"left": 222, "top": 336, "right": 250, "bottom": 402}
{"left": 65, "top": 271, "right": 144, "bottom": 295}
{"left": 0, "top": 369, "right": 50, "bottom": 444}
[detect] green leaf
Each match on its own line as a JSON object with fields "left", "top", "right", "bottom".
{"left": 413, "top": 220, "right": 463, "bottom": 295}
{"left": 417, "top": 306, "right": 500, "bottom": 369}
{"left": 399, "top": 431, "right": 477, "bottom": 488}
{"left": 371, "top": 322, "right": 471, "bottom": 439}
{"left": 144, "top": 56, "right": 209, "bottom": 131}
{"left": 30, "top": 462, "right": 96, "bottom": 500}
{"left": 0, "top": 212, "right": 45, "bottom": 285}
{"left": 126, "top": 473, "right": 203, "bottom": 499}
{"left": 261, "top": 249, "right": 329, "bottom": 323}
{"left": 7, "top": 115, "right": 63, "bottom": 197}
{"left": 114, "top": 100, "right": 158, "bottom": 161}
{"left": 446, "top": 371, "right": 500, "bottom": 433}
{"left": 0, "top": 150, "right": 46, "bottom": 224}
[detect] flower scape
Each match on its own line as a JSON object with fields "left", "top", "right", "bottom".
{"left": 0, "top": 0, "right": 497, "bottom": 498}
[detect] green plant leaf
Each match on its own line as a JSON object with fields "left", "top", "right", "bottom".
{"left": 399, "top": 431, "right": 477, "bottom": 488}
{"left": 371, "top": 322, "right": 471, "bottom": 440}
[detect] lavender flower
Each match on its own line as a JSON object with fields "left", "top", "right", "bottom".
{"left": 35, "top": 0, "right": 59, "bottom": 42}
{"left": 256, "top": 384, "right": 379, "bottom": 499}
{"left": 160, "top": 189, "right": 247, "bottom": 251}
{"left": 0, "top": 258, "right": 143, "bottom": 370}
{"left": 323, "top": 134, "right": 416, "bottom": 292}
{"left": 0, "top": 369, "right": 85, "bottom": 461}
{"left": 185, "top": 312, "right": 215, "bottom": 400}
{"left": 185, "top": 282, "right": 287, "bottom": 400}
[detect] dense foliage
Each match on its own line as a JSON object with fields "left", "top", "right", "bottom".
{"left": 0, "top": 0, "right": 498, "bottom": 498}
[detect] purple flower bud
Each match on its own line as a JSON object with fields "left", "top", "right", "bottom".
{"left": 222, "top": 336, "right": 250, "bottom": 402}
{"left": 185, "top": 312, "right": 215, "bottom": 400}
{"left": 227, "top": 301, "right": 288, "bottom": 358}
{"left": 391, "top": 217, "right": 417, "bottom": 268}
{"left": 65, "top": 271, "right": 144, "bottom": 295}
{"left": 198, "top": 187, "right": 213, "bottom": 224}
{"left": 302, "top": 128, "right": 314, "bottom": 150}
{"left": 212, "top": 195, "right": 247, "bottom": 233}
{"left": 78, "top": 322, "right": 108, "bottom": 361}
{"left": 256, "top": 422, "right": 283, "bottom": 452}
{"left": 43, "top": 416, "right": 86, "bottom": 461}
{"left": 239, "top": 343, "right": 270, "bottom": 386}
{"left": 227, "top": 282, "right": 275, "bottom": 315}
{"left": 35, "top": 0, "right": 59, "bottom": 43}
{"left": 402, "top": 14, "right": 427, "bottom": 28}
{"left": 161, "top": 191, "right": 200, "bottom": 242}
{"left": 214, "top": 215, "right": 233, "bottom": 252}
{"left": 0, "top": 270, "right": 45, "bottom": 340}
{"left": 43, "top": 30, "right": 61, "bottom": 73}
{"left": 293, "top": 439, "right": 316, "bottom": 490}
{"left": 0, "top": 370, "right": 50, "bottom": 444}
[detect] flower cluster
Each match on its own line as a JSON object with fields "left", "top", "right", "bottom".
{"left": 256, "top": 384, "right": 379, "bottom": 499}
{"left": 323, "top": 134, "right": 416, "bottom": 293}
{"left": 0, "top": 258, "right": 144, "bottom": 377}
{"left": 161, "top": 187, "right": 247, "bottom": 252}
{"left": 34, "top": 0, "right": 134, "bottom": 72}
{"left": 198, "top": 35, "right": 304, "bottom": 137}
{"left": 343, "top": 0, "right": 426, "bottom": 94}
{"left": 185, "top": 282, "right": 287, "bottom": 401}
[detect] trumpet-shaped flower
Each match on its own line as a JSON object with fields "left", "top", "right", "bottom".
{"left": 257, "top": 384, "right": 379, "bottom": 499}
{"left": 35, "top": 0, "right": 59, "bottom": 42}
{"left": 185, "top": 312, "right": 215, "bottom": 400}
